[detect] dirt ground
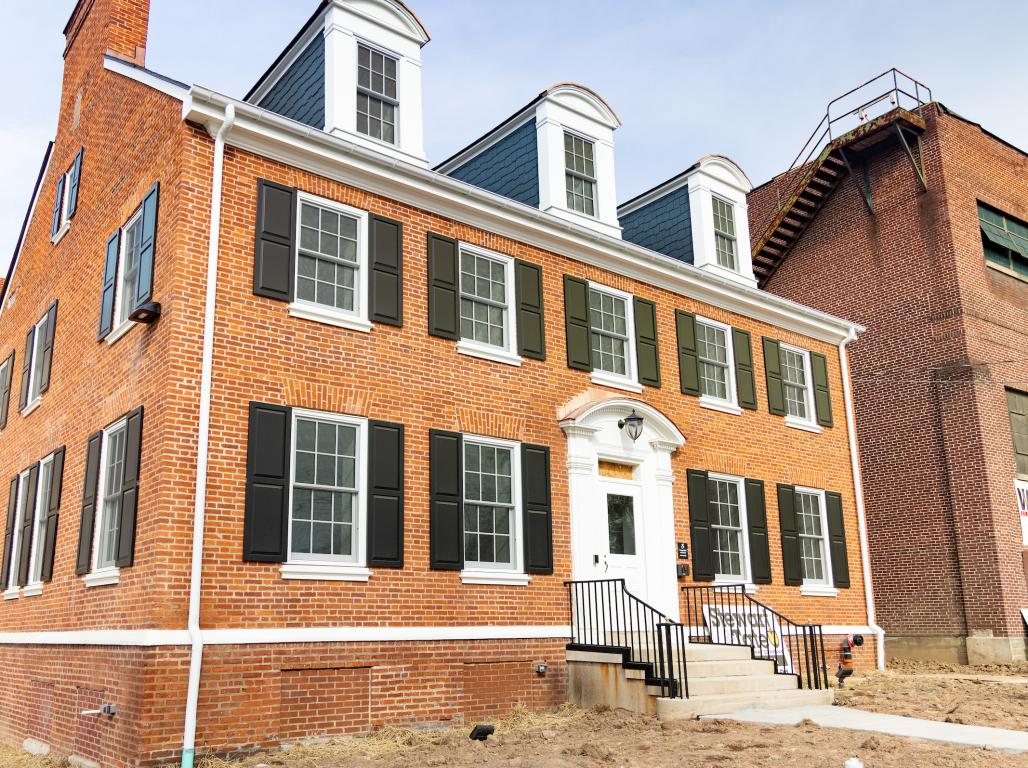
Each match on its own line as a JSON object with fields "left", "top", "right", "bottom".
{"left": 836, "top": 660, "right": 1028, "bottom": 731}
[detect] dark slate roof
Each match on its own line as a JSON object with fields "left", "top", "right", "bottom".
{"left": 446, "top": 120, "right": 539, "bottom": 208}
{"left": 257, "top": 35, "right": 325, "bottom": 129}
{"left": 619, "top": 183, "right": 694, "bottom": 264}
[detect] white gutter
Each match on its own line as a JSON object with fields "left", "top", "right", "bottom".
{"left": 181, "top": 103, "right": 236, "bottom": 768}
{"left": 839, "top": 329, "right": 885, "bottom": 670}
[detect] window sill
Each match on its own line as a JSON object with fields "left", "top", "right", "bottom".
{"left": 985, "top": 261, "right": 1028, "bottom": 285}
{"left": 456, "top": 340, "right": 523, "bottom": 367}
{"left": 785, "top": 416, "right": 823, "bottom": 434}
{"left": 288, "top": 303, "right": 373, "bottom": 333}
{"left": 2, "top": 588, "right": 20, "bottom": 601}
{"left": 104, "top": 319, "right": 135, "bottom": 347}
{"left": 800, "top": 583, "right": 839, "bottom": 597}
{"left": 21, "top": 397, "right": 42, "bottom": 417}
{"left": 51, "top": 221, "right": 70, "bottom": 246}
{"left": 22, "top": 583, "right": 43, "bottom": 597}
{"left": 460, "top": 569, "right": 531, "bottom": 586}
{"left": 699, "top": 396, "right": 743, "bottom": 416}
{"left": 590, "top": 371, "right": 643, "bottom": 394}
{"left": 280, "top": 562, "right": 372, "bottom": 582}
{"left": 713, "top": 579, "right": 758, "bottom": 594}
{"left": 82, "top": 567, "right": 120, "bottom": 588}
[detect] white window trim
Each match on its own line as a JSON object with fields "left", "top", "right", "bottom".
{"left": 695, "top": 315, "right": 738, "bottom": 410}
{"left": 354, "top": 38, "right": 402, "bottom": 149}
{"left": 50, "top": 172, "right": 72, "bottom": 245}
{"left": 711, "top": 195, "right": 738, "bottom": 272}
{"left": 780, "top": 342, "right": 821, "bottom": 432}
{"left": 4, "top": 469, "right": 31, "bottom": 599}
{"left": 108, "top": 207, "right": 144, "bottom": 347}
{"left": 455, "top": 243, "right": 522, "bottom": 367}
{"left": 563, "top": 128, "right": 599, "bottom": 220}
{"left": 288, "top": 192, "right": 372, "bottom": 333}
{"left": 587, "top": 281, "right": 640, "bottom": 393}
{"left": 460, "top": 433, "right": 527, "bottom": 583}
{"left": 22, "top": 314, "right": 48, "bottom": 414}
{"left": 25, "top": 452, "right": 55, "bottom": 593}
{"left": 708, "top": 472, "right": 753, "bottom": 586}
{"left": 281, "top": 408, "right": 369, "bottom": 581}
{"left": 84, "top": 416, "right": 129, "bottom": 587}
{"left": 795, "top": 486, "right": 834, "bottom": 592}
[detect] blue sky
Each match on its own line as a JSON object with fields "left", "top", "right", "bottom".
{"left": 2, "top": 0, "right": 1027, "bottom": 272}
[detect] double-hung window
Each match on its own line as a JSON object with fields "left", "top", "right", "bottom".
{"left": 51, "top": 149, "right": 82, "bottom": 243}
{"left": 23, "top": 313, "right": 50, "bottom": 411}
{"left": 3, "top": 469, "right": 32, "bottom": 596}
{"left": 979, "top": 202, "right": 1028, "bottom": 279}
{"left": 712, "top": 196, "right": 737, "bottom": 271}
{"left": 709, "top": 475, "right": 749, "bottom": 582}
{"left": 357, "top": 43, "right": 398, "bottom": 145}
{"left": 457, "top": 245, "right": 518, "bottom": 362}
{"left": 94, "top": 420, "right": 128, "bottom": 572}
{"left": 564, "top": 132, "right": 596, "bottom": 216}
{"left": 588, "top": 284, "right": 635, "bottom": 386}
{"left": 293, "top": 194, "right": 370, "bottom": 330}
{"left": 796, "top": 488, "right": 831, "bottom": 587}
{"left": 26, "top": 454, "right": 55, "bottom": 589}
{"left": 780, "top": 344, "right": 814, "bottom": 423}
{"left": 113, "top": 209, "right": 144, "bottom": 329}
{"left": 288, "top": 410, "right": 366, "bottom": 569}
{"left": 462, "top": 437, "right": 520, "bottom": 573}
{"left": 696, "top": 318, "right": 735, "bottom": 404}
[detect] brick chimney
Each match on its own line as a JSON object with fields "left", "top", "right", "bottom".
{"left": 63, "top": 0, "right": 150, "bottom": 66}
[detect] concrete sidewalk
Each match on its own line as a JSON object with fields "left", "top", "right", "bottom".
{"left": 708, "top": 705, "right": 1028, "bottom": 753}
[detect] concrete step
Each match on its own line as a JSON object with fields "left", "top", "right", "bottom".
{"left": 683, "top": 658, "right": 776, "bottom": 678}
{"left": 656, "top": 687, "right": 834, "bottom": 720}
{"left": 630, "top": 643, "right": 756, "bottom": 663}
{"left": 686, "top": 673, "right": 800, "bottom": 697}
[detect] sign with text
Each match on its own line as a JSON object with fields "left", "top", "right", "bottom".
{"left": 1017, "top": 479, "right": 1028, "bottom": 546}
{"left": 702, "top": 604, "right": 793, "bottom": 673}
{"left": 677, "top": 542, "right": 689, "bottom": 560}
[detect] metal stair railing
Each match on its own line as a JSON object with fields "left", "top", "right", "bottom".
{"left": 683, "top": 584, "right": 829, "bottom": 690}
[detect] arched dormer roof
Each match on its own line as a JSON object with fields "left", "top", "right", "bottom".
{"left": 544, "top": 83, "right": 622, "bottom": 129}
{"left": 694, "top": 154, "right": 752, "bottom": 193}
{"left": 343, "top": 0, "right": 431, "bottom": 46}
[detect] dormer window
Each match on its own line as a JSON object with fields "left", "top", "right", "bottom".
{"left": 564, "top": 132, "right": 596, "bottom": 217}
{"left": 357, "top": 43, "right": 399, "bottom": 145}
{"left": 712, "top": 196, "right": 737, "bottom": 271}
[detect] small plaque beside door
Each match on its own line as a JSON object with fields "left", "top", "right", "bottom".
{"left": 598, "top": 460, "right": 635, "bottom": 480}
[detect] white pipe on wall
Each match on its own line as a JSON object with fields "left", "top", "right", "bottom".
{"left": 181, "top": 103, "right": 236, "bottom": 768}
{"left": 839, "top": 329, "right": 885, "bottom": 670}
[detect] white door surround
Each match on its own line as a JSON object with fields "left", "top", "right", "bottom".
{"left": 560, "top": 397, "right": 685, "bottom": 620}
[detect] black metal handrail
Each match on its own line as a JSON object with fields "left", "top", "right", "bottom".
{"left": 564, "top": 579, "right": 689, "bottom": 698}
{"left": 683, "top": 584, "right": 829, "bottom": 690}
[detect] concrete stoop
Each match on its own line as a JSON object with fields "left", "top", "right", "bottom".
{"left": 567, "top": 644, "right": 833, "bottom": 720}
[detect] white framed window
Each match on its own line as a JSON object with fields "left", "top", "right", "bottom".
{"left": 588, "top": 283, "right": 640, "bottom": 392}
{"left": 51, "top": 172, "right": 72, "bottom": 243}
{"left": 282, "top": 409, "right": 369, "bottom": 580}
{"left": 795, "top": 487, "right": 833, "bottom": 592}
{"left": 0, "top": 356, "right": 10, "bottom": 426}
{"left": 23, "top": 313, "right": 50, "bottom": 412}
{"left": 356, "top": 42, "right": 399, "bottom": 145}
{"left": 564, "top": 131, "right": 596, "bottom": 217}
{"left": 696, "top": 317, "right": 738, "bottom": 410}
{"left": 456, "top": 244, "right": 520, "bottom": 365}
{"left": 110, "top": 208, "right": 144, "bottom": 333}
{"left": 91, "top": 418, "right": 128, "bottom": 576}
{"left": 3, "top": 469, "right": 32, "bottom": 598}
{"left": 461, "top": 434, "right": 527, "bottom": 584}
{"left": 25, "top": 453, "right": 55, "bottom": 591}
{"left": 290, "top": 193, "right": 371, "bottom": 333}
{"left": 780, "top": 343, "right": 816, "bottom": 427}
{"left": 712, "top": 196, "right": 737, "bottom": 271}
{"left": 708, "top": 474, "right": 751, "bottom": 583}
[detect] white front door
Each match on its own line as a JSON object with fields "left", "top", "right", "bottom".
{"left": 595, "top": 480, "right": 647, "bottom": 599}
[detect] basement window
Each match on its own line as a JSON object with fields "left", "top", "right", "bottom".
{"left": 979, "top": 202, "right": 1028, "bottom": 280}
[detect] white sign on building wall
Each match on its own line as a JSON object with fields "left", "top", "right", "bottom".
{"left": 1017, "top": 479, "right": 1028, "bottom": 546}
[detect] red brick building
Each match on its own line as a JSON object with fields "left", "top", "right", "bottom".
{"left": 749, "top": 73, "right": 1028, "bottom": 664}
{"left": 0, "top": 1, "right": 877, "bottom": 765}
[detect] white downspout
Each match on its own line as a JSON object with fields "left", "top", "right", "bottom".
{"left": 181, "top": 103, "right": 236, "bottom": 768}
{"left": 839, "top": 329, "right": 886, "bottom": 670}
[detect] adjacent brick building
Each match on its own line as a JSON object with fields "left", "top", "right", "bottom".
{"left": 0, "top": 1, "right": 877, "bottom": 765}
{"left": 749, "top": 76, "right": 1028, "bottom": 664}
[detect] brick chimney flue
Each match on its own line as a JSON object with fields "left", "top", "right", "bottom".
{"left": 63, "top": 0, "right": 150, "bottom": 66}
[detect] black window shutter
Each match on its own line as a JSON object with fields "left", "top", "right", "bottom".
{"left": 733, "top": 328, "right": 757, "bottom": 410}
{"left": 38, "top": 301, "right": 58, "bottom": 395}
{"left": 76, "top": 431, "right": 103, "bottom": 575}
{"left": 18, "top": 327, "right": 33, "bottom": 411}
{"left": 2, "top": 477, "right": 18, "bottom": 590}
{"left": 0, "top": 351, "right": 13, "bottom": 429}
{"left": 745, "top": 479, "right": 772, "bottom": 584}
{"left": 243, "top": 402, "right": 291, "bottom": 562}
{"left": 810, "top": 352, "right": 833, "bottom": 427}
{"left": 515, "top": 260, "right": 546, "bottom": 360}
{"left": 563, "top": 275, "right": 592, "bottom": 371}
{"left": 367, "top": 420, "right": 404, "bottom": 568}
{"left": 115, "top": 407, "right": 144, "bottom": 568}
{"left": 675, "top": 310, "right": 700, "bottom": 396}
{"left": 633, "top": 296, "right": 661, "bottom": 388}
{"left": 763, "top": 338, "right": 786, "bottom": 416}
{"left": 133, "top": 182, "right": 159, "bottom": 309}
{"left": 369, "top": 215, "right": 403, "bottom": 327}
{"left": 427, "top": 233, "right": 459, "bottom": 339}
{"left": 687, "top": 469, "right": 714, "bottom": 582}
{"left": 429, "top": 429, "right": 463, "bottom": 570}
{"left": 777, "top": 484, "right": 802, "bottom": 586}
{"left": 826, "top": 491, "right": 850, "bottom": 588}
{"left": 40, "top": 447, "right": 65, "bottom": 582}
{"left": 522, "top": 443, "right": 553, "bottom": 575}
{"left": 98, "top": 229, "right": 121, "bottom": 340}
{"left": 67, "top": 148, "right": 83, "bottom": 220}
{"left": 51, "top": 175, "right": 65, "bottom": 238}
{"left": 253, "top": 180, "right": 296, "bottom": 301}
{"left": 17, "top": 463, "right": 39, "bottom": 587}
